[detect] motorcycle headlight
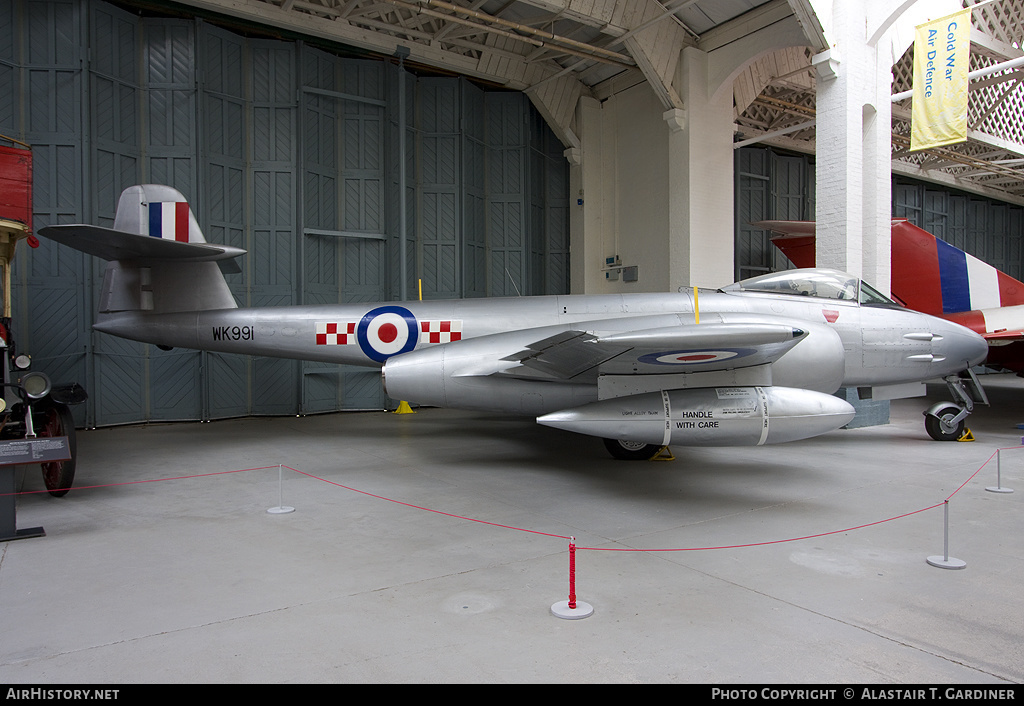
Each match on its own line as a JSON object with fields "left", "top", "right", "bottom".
{"left": 14, "top": 354, "right": 31, "bottom": 370}
{"left": 21, "top": 371, "right": 51, "bottom": 400}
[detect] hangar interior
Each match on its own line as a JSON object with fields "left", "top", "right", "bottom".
{"left": 1, "top": 0, "right": 1024, "bottom": 685}
{"left": 2, "top": 0, "right": 1024, "bottom": 426}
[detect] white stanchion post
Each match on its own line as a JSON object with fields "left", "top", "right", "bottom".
{"left": 267, "top": 463, "right": 295, "bottom": 514}
{"left": 927, "top": 500, "right": 965, "bottom": 569}
{"left": 986, "top": 448, "right": 1014, "bottom": 494}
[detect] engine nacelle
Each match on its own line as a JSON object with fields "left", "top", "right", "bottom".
{"left": 714, "top": 314, "right": 846, "bottom": 393}
{"left": 382, "top": 338, "right": 595, "bottom": 415}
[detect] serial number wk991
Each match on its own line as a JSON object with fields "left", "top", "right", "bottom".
{"left": 212, "top": 325, "right": 254, "bottom": 341}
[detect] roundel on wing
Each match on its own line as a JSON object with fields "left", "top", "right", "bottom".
{"left": 637, "top": 348, "right": 755, "bottom": 366}
{"left": 357, "top": 305, "right": 418, "bottom": 362}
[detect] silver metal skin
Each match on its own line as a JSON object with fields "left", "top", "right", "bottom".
{"left": 38, "top": 186, "right": 991, "bottom": 451}
{"left": 537, "top": 387, "right": 858, "bottom": 447}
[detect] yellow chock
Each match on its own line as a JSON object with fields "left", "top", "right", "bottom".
{"left": 393, "top": 400, "right": 416, "bottom": 414}
{"left": 648, "top": 446, "right": 675, "bottom": 461}
{"left": 956, "top": 429, "right": 974, "bottom": 442}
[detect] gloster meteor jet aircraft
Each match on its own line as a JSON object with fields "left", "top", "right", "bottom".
{"left": 38, "top": 185, "right": 989, "bottom": 458}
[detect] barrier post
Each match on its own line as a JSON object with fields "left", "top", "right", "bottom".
{"left": 267, "top": 464, "right": 295, "bottom": 514}
{"left": 568, "top": 537, "right": 577, "bottom": 609}
{"left": 927, "top": 500, "right": 966, "bottom": 569}
{"left": 986, "top": 448, "right": 1014, "bottom": 493}
{"left": 551, "top": 536, "right": 594, "bottom": 619}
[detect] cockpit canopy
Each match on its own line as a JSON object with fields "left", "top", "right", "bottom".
{"left": 721, "top": 268, "right": 898, "bottom": 307}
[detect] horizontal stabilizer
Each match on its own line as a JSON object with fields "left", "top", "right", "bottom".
{"left": 751, "top": 220, "right": 817, "bottom": 269}
{"left": 39, "top": 185, "right": 245, "bottom": 315}
{"left": 751, "top": 220, "right": 817, "bottom": 236}
{"left": 37, "top": 224, "right": 246, "bottom": 265}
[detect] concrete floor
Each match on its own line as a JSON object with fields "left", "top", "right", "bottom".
{"left": 1, "top": 375, "right": 1022, "bottom": 684}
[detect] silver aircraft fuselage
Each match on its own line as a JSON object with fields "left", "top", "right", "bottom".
{"left": 94, "top": 283, "right": 987, "bottom": 416}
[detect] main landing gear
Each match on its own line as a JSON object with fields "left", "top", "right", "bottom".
{"left": 602, "top": 438, "right": 674, "bottom": 461}
{"left": 924, "top": 370, "right": 988, "bottom": 442}
{"left": 603, "top": 438, "right": 662, "bottom": 460}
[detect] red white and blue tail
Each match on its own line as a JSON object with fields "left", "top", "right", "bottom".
{"left": 890, "top": 219, "right": 1024, "bottom": 317}
{"left": 760, "top": 218, "right": 1024, "bottom": 316}
{"left": 113, "top": 184, "right": 207, "bottom": 243}
{"left": 37, "top": 185, "right": 243, "bottom": 314}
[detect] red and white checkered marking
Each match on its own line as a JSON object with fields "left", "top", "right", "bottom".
{"left": 420, "top": 320, "right": 462, "bottom": 344}
{"left": 316, "top": 322, "right": 357, "bottom": 345}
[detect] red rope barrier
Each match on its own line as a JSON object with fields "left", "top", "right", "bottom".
{"left": 7, "top": 445, "right": 1019, "bottom": 553}
{"left": 282, "top": 446, "right": 1022, "bottom": 552}
{"left": 283, "top": 466, "right": 570, "bottom": 540}
{"left": 574, "top": 502, "right": 946, "bottom": 552}
{"left": 946, "top": 448, "right": 998, "bottom": 501}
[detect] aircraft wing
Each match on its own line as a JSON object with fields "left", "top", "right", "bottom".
{"left": 983, "top": 329, "right": 1024, "bottom": 343}
{"left": 499, "top": 322, "right": 807, "bottom": 381}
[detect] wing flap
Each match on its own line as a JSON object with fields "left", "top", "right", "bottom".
{"left": 501, "top": 331, "right": 632, "bottom": 380}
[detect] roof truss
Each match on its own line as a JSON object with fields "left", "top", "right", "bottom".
{"left": 163, "top": 0, "right": 1024, "bottom": 201}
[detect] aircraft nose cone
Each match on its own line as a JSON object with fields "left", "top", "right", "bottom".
{"left": 964, "top": 328, "right": 989, "bottom": 367}
{"left": 943, "top": 324, "right": 989, "bottom": 369}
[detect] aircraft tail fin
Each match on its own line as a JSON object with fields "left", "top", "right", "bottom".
{"left": 113, "top": 184, "right": 209, "bottom": 243}
{"left": 891, "top": 219, "right": 1024, "bottom": 315}
{"left": 759, "top": 218, "right": 1024, "bottom": 316}
{"left": 37, "top": 185, "right": 244, "bottom": 315}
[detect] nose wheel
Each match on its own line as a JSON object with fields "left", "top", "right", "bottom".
{"left": 924, "top": 404, "right": 967, "bottom": 441}
{"left": 923, "top": 371, "right": 988, "bottom": 442}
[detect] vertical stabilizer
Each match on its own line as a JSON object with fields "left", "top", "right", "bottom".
{"left": 38, "top": 185, "right": 243, "bottom": 315}
{"left": 891, "top": 219, "right": 1024, "bottom": 315}
{"left": 113, "top": 184, "right": 208, "bottom": 244}
{"left": 762, "top": 218, "right": 1024, "bottom": 316}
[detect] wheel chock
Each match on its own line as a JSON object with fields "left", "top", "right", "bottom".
{"left": 648, "top": 446, "right": 674, "bottom": 461}
{"left": 956, "top": 429, "right": 975, "bottom": 442}
{"left": 393, "top": 400, "right": 416, "bottom": 414}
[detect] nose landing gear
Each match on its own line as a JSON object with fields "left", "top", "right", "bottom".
{"left": 924, "top": 370, "right": 988, "bottom": 441}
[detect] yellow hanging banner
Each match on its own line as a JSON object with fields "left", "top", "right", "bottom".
{"left": 910, "top": 8, "right": 971, "bottom": 151}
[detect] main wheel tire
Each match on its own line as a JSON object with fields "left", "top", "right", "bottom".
{"left": 925, "top": 405, "right": 965, "bottom": 442}
{"left": 603, "top": 438, "right": 661, "bottom": 460}
{"left": 38, "top": 403, "right": 77, "bottom": 497}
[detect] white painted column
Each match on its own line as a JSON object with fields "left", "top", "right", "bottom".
{"left": 813, "top": 0, "right": 893, "bottom": 293}
{"left": 668, "top": 46, "right": 736, "bottom": 291}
